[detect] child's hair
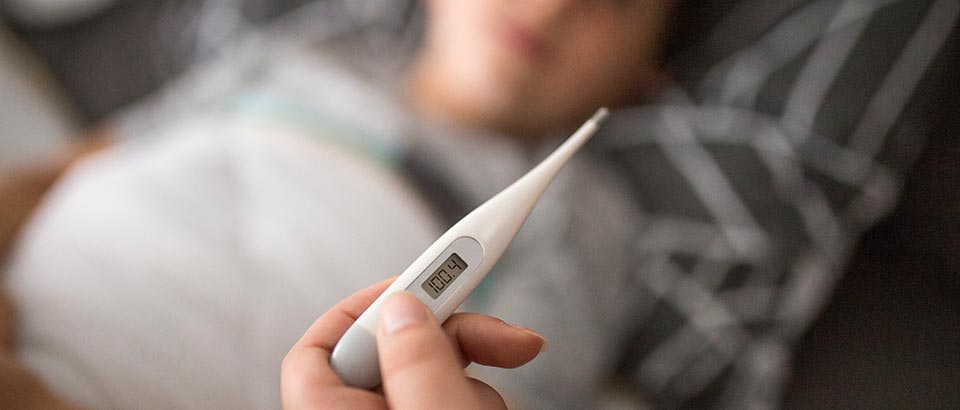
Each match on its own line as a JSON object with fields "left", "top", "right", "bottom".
{"left": 662, "top": 1, "right": 740, "bottom": 62}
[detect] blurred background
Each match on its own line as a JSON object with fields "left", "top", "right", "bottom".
{"left": 0, "top": 0, "right": 957, "bottom": 408}
{"left": 0, "top": 0, "right": 322, "bottom": 165}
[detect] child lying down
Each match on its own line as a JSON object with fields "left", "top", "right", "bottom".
{"left": 4, "top": 0, "right": 947, "bottom": 408}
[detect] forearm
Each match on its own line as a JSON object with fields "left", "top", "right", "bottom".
{"left": 0, "top": 275, "right": 75, "bottom": 408}
{"left": 0, "top": 131, "right": 112, "bottom": 261}
{"left": 0, "top": 163, "right": 64, "bottom": 262}
{"left": 0, "top": 290, "right": 77, "bottom": 409}
{"left": 0, "top": 129, "right": 113, "bottom": 409}
{"left": 0, "top": 168, "right": 74, "bottom": 408}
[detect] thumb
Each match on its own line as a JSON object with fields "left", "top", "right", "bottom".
{"left": 376, "top": 292, "right": 480, "bottom": 410}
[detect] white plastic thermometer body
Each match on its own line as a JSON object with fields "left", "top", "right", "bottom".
{"left": 330, "top": 108, "right": 610, "bottom": 389}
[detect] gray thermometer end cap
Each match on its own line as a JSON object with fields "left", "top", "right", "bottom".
{"left": 330, "top": 325, "right": 380, "bottom": 389}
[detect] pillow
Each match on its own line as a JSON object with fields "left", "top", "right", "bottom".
{"left": 598, "top": 0, "right": 960, "bottom": 407}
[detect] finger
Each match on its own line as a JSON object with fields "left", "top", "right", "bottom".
{"left": 377, "top": 292, "right": 481, "bottom": 410}
{"left": 280, "top": 348, "right": 385, "bottom": 409}
{"left": 442, "top": 313, "right": 547, "bottom": 368}
{"left": 467, "top": 378, "right": 507, "bottom": 410}
{"left": 282, "top": 345, "right": 388, "bottom": 409}
{"left": 293, "top": 276, "right": 396, "bottom": 352}
{"left": 281, "top": 277, "right": 395, "bottom": 409}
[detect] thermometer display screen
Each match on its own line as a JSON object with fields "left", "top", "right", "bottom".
{"left": 421, "top": 253, "right": 468, "bottom": 299}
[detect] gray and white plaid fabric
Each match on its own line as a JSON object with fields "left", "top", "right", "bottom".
{"left": 596, "top": 0, "right": 959, "bottom": 406}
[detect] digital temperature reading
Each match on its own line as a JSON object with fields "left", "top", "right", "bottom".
{"left": 421, "top": 253, "right": 468, "bottom": 299}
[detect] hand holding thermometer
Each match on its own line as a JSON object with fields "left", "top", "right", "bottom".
{"left": 330, "top": 107, "right": 610, "bottom": 389}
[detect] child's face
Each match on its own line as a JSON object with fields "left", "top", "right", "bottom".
{"left": 418, "top": 0, "right": 677, "bottom": 137}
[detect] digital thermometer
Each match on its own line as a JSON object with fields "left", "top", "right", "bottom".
{"left": 330, "top": 108, "right": 610, "bottom": 389}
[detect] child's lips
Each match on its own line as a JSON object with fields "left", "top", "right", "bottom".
{"left": 496, "top": 19, "right": 550, "bottom": 62}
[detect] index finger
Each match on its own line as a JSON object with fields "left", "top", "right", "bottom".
{"left": 293, "top": 276, "right": 396, "bottom": 352}
{"left": 281, "top": 278, "right": 396, "bottom": 409}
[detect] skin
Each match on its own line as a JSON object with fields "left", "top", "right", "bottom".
{"left": 281, "top": 278, "right": 547, "bottom": 409}
{"left": 0, "top": 133, "right": 111, "bottom": 261}
{"left": 409, "top": 0, "right": 678, "bottom": 139}
{"left": 2, "top": 0, "right": 679, "bottom": 406}
{"left": 0, "top": 131, "right": 109, "bottom": 409}
{"left": 288, "top": 2, "right": 680, "bottom": 406}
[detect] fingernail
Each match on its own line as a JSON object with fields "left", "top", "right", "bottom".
{"left": 510, "top": 324, "right": 549, "bottom": 353}
{"left": 539, "top": 339, "right": 550, "bottom": 353}
{"left": 380, "top": 292, "right": 428, "bottom": 335}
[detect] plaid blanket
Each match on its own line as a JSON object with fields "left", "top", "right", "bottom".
{"left": 593, "top": 0, "right": 959, "bottom": 406}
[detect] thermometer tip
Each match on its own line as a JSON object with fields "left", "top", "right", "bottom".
{"left": 590, "top": 107, "right": 610, "bottom": 126}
